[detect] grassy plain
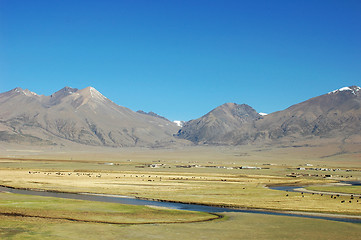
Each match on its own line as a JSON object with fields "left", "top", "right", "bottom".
{"left": 0, "top": 145, "right": 360, "bottom": 239}
{"left": 1, "top": 210, "right": 361, "bottom": 240}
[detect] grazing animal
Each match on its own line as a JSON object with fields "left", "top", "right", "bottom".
{"left": 341, "top": 200, "right": 345, "bottom": 203}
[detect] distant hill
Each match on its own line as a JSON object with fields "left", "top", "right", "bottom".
{"left": 0, "top": 87, "right": 180, "bottom": 147}
{"left": 176, "top": 86, "right": 361, "bottom": 147}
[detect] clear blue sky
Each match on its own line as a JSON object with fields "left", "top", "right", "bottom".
{"left": 1, "top": 0, "right": 360, "bottom": 121}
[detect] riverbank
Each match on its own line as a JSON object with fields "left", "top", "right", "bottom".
{"left": 0, "top": 190, "right": 220, "bottom": 226}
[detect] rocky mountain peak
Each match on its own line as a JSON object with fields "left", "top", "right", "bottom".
{"left": 12, "top": 87, "right": 24, "bottom": 93}
{"left": 50, "top": 86, "right": 78, "bottom": 98}
{"left": 76, "top": 87, "right": 108, "bottom": 105}
{"left": 46, "top": 87, "right": 78, "bottom": 106}
{"left": 209, "top": 103, "right": 260, "bottom": 120}
{"left": 214, "top": 102, "right": 242, "bottom": 111}
{"left": 8, "top": 87, "right": 38, "bottom": 97}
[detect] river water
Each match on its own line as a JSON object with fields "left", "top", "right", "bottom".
{"left": 1, "top": 185, "right": 360, "bottom": 224}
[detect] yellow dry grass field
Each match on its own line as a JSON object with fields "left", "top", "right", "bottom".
{"left": 1, "top": 168, "right": 360, "bottom": 215}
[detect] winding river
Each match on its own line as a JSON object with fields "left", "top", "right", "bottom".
{"left": 269, "top": 181, "right": 361, "bottom": 197}
{"left": 1, "top": 185, "right": 360, "bottom": 224}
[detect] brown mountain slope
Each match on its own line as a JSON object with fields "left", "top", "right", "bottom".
{"left": 0, "top": 87, "right": 180, "bottom": 147}
{"left": 252, "top": 86, "right": 361, "bottom": 143}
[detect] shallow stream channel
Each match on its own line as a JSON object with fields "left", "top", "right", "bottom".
{"left": 1, "top": 184, "right": 360, "bottom": 224}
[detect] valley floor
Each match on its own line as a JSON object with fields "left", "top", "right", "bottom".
{"left": 0, "top": 146, "right": 360, "bottom": 239}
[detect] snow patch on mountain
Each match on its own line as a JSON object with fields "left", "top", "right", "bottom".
{"left": 89, "top": 87, "right": 107, "bottom": 102}
{"left": 259, "top": 112, "right": 268, "bottom": 116}
{"left": 174, "top": 120, "right": 185, "bottom": 127}
{"left": 328, "top": 86, "right": 361, "bottom": 95}
{"left": 23, "top": 89, "right": 38, "bottom": 96}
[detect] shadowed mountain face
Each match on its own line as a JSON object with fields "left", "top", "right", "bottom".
{"left": 136, "top": 110, "right": 170, "bottom": 122}
{"left": 177, "top": 86, "right": 361, "bottom": 146}
{"left": 177, "top": 103, "right": 261, "bottom": 144}
{"left": 0, "top": 87, "right": 180, "bottom": 147}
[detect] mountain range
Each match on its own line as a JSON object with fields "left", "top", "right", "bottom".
{"left": 0, "top": 87, "right": 179, "bottom": 147}
{"left": 1, "top": 86, "right": 360, "bottom": 149}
